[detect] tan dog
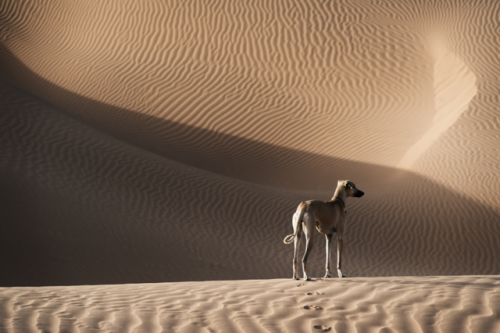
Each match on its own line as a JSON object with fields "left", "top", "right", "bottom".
{"left": 284, "top": 180, "right": 364, "bottom": 280}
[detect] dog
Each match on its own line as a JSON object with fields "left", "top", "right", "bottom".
{"left": 284, "top": 180, "right": 364, "bottom": 280}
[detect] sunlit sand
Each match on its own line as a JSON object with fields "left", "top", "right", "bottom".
{"left": 1, "top": 0, "right": 500, "bottom": 331}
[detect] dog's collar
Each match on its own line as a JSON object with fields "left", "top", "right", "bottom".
{"left": 332, "top": 196, "right": 345, "bottom": 208}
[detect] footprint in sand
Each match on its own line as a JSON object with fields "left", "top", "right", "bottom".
{"left": 297, "top": 284, "right": 304, "bottom": 287}
{"left": 306, "top": 292, "right": 325, "bottom": 296}
{"left": 303, "top": 305, "right": 323, "bottom": 310}
{"left": 313, "top": 324, "right": 331, "bottom": 331}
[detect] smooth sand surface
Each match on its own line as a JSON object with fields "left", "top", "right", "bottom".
{"left": 1, "top": 0, "right": 500, "bottom": 331}
{"left": 1, "top": 276, "right": 500, "bottom": 332}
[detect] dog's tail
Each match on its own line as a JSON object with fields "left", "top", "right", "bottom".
{"left": 283, "top": 203, "right": 305, "bottom": 244}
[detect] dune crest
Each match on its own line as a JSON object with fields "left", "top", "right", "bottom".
{"left": 398, "top": 47, "right": 477, "bottom": 169}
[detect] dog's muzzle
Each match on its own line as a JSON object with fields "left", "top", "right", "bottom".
{"left": 354, "top": 190, "right": 364, "bottom": 197}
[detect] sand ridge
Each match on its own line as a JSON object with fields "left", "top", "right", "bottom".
{"left": 397, "top": 46, "right": 477, "bottom": 169}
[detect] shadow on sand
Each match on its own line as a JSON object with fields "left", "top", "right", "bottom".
{"left": 1, "top": 43, "right": 500, "bottom": 286}
{"left": 0, "top": 43, "right": 407, "bottom": 192}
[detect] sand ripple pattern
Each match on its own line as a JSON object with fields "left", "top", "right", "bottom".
{"left": 2, "top": 79, "right": 500, "bottom": 286}
{"left": 408, "top": 1, "right": 500, "bottom": 208}
{"left": 0, "top": 0, "right": 437, "bottom": 178}
{"left": 0, "top": 79, "right": 301, "bottom": 285}
{"left": 1, "top": 277, "right": 500, "bottom": 333}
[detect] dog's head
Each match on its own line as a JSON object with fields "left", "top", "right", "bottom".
{"left": 339, "top": 180, "right": 364, "bottom": 198}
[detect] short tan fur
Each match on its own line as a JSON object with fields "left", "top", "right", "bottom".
{"left": 284, "top": 180, "right": 364, "bottom": 280}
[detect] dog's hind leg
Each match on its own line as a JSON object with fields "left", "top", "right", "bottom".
{"left": 284, "top": 203, "right": 306, "bottom": 244}
{"left": 302, "top": 214, "right": 315, "bottom": 281}
{"left": 287, "top": 204, "right": 306, "bottom": 279}
{"left": 324, "top": 234, "right": 333, "bottom": 278}
{"left": 292, "top": 221, "right": 302, "bottom": 280}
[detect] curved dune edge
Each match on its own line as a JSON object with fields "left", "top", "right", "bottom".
{"left": 1, "top": 276, "right": 499, "bottom": 332}
{"left": 2, "top": 77, "right": 500, "bottom": 287}
{"left": 397, "top": 48, "right": 477, "bottom": 169}
{"left": 0, "top": 0, "right": 438, "bottom": 171}
{"left": 1, "top": 0, "right": 498, "bottom": 204}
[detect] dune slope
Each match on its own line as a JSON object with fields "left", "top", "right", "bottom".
{"left": 1, "top": 79, "right": 500, "bottom": 286}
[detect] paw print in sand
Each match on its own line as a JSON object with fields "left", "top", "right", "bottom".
{"left": 303, "top": 305, "right": 323, "bottom": 310}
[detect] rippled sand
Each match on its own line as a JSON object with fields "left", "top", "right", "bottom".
{"left": 1, "top": 0, "right": 500, "bottom": 331}
{"left": 2, "top": 276, "right": 500, "bottom": 332}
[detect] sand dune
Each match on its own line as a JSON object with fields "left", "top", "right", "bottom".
{"left": 2, "top": 78, "right": 500, "bottom": 288}
{"left": 2, "top": 0, "right": 500, "bottom": 330}
{"left": 0, "top": 0, "right": 500, "bottom": 311}
{"left": 1, "top": 0, "right": 438, "bottom": 178}
{"left": 1, "top": 1, "right": 499, "bottom": 200}
{"left": 2, "top": 276, "right": 500, "bottom": 332}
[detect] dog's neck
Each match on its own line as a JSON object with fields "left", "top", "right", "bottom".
{"left": 331, "top": 186, "right": 347, "bottom": 207}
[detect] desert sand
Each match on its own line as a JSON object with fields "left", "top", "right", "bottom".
{"left": 1, "top": 276, "right": 499, "bottom": 332}
{"left": 1, "top": 0, "right": 500, "bottom": 331}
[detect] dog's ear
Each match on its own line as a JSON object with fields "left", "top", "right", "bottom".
{"left": 338, "top": 180, "right": 350, "bottom": 188}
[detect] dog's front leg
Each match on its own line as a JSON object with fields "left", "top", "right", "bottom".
{"left": 324, "top": 234, "right": 333, "bottom": 278}
{"left": 337, "top": 235, "right": 347, "bottom": 278}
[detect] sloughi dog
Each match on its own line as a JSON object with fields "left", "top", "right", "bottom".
{"left": 284, "top": 180, "right": 364, "bottom": 280}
